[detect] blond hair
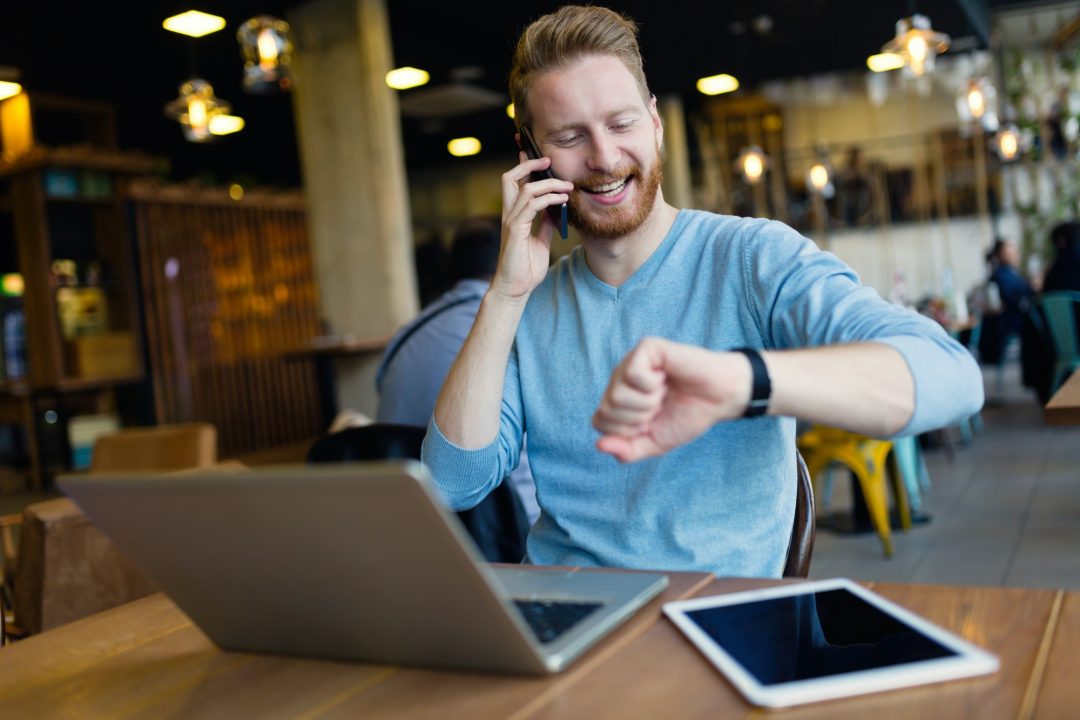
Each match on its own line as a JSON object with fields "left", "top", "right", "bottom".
{"left": 509, "top": 5, "right": 649, "bottom": 128}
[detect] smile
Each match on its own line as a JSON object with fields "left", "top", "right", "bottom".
{"left": 583, "top": 177, "right": 631, "bottom": 198}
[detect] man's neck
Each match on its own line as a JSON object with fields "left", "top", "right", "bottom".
{"left": 581, "top": 199, "right": 680, "bottom": 287}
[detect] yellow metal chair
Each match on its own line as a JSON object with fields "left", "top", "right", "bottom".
{"left": 797, "top": 426, "right": 911, "bottom": 557}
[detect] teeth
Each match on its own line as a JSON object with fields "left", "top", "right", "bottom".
{"left": 587, "top": 179, "right": 628, "bottom": 196}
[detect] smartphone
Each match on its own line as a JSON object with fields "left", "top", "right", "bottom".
{"left": 518, "top": 125, "right": 568, "bottom": 240}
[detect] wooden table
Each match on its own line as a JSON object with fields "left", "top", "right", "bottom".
{"left": 0, "top": 574, "right": 1076, "bottom": 719}
{"left": 1045, "top": 368, "right": 1080, "bottom": 426}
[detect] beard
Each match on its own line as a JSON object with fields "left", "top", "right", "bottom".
{"left": 567, "top": 151, "right": 664, "bottom": 240}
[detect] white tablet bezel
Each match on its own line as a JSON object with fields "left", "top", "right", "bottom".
{"left": 663, "top": 578, "right": 999, "bottom": 708}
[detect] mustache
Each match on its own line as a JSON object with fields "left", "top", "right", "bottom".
{"left": 573, "top": 166, "right": 638, "bottom": 189}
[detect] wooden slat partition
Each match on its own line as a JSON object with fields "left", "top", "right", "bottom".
{"left": 130, "top": 182, "right": 323, "bottom": 456}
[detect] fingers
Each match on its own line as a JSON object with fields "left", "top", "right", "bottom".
{"left": 501, "top": 156, "right": 573, "bottom": 227}
{"left": 596, "top": 434, "right": 662, "bottom": 463}
{"left": 592, "top": 343, "right": 667, "bottom": 436}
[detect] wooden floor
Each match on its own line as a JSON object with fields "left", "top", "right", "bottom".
{"left": 811, "top": 360, "right": 1080, "bottom": 589}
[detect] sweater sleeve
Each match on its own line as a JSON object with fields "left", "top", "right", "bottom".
{"left": 741, "top": 219, "right": 984, "bottom": 437}
{"left": 420, "top": 342, "right": 525, "bottom": 510}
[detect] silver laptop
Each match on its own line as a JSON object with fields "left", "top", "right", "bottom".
{"left": 59, "top": 461, "right": 668, "bottom": 674}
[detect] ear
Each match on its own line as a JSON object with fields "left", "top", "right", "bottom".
{"left": 648, "top": 94, "right": 664, "bottom": 149}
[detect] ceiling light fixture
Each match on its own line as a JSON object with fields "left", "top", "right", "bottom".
{"left": 807, "top": 162, "right": 835, "bottom": 198}
{"left": 0, "top": 81, "right": 21, "bottom": 102}
{"left": 992, "top": 125, "right": 1023, "bottom": 162}
{"left": 866, "top": 53, "right": 905, "bottom": 73}
{"left": 736, "top": 146, "right": 767, "bottom": 184}
{"left": 956, "top": 77, "right": 999, "bottom": 131}
{"left": 164, "top": 79, "right": 231, "bottom": 143}
{"left": 0, "top": 66, "right": 22, "bottom": 101}
{"left": 386, "top": 67, "right": 430, "bottom": 91}
{"left": 209, "top": 114, "right": 245, "bottom": 136}
{"left": 880, "top": 14, "right": 950, "bottom": 77}
{"left": 448, "top": 137, "right": 481, "bottom": 157}
{"left": 237, "top": 16, "right": 293, "bottom": 93}
{"left": 697, "top": 74, "right": 739, "bottom": 96}
{"left": 163, "top": 10, "right": 226, "bottom": 38}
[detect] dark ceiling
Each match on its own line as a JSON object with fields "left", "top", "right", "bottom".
{"left": 0, "top": 1, "right": 1041, "bottom": 187}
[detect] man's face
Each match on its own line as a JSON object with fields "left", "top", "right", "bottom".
{"left": 526, "top": 54, "right": 664, "bottom": 240}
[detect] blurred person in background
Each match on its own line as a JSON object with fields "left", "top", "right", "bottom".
{"left": 377, "top": 217, "right": 539, "bottom": 524}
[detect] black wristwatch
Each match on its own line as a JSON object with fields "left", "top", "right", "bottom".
{"left": 733, "top": 347, "right": 771, "bottom": 418}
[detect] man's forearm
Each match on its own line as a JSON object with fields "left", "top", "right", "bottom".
{"left": 433, "top": 291, "right": 528, "bottom": 448}
{"left": 763, "top": 342, "right": 915, "bottom": 437}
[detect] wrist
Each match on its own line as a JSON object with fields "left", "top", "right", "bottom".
{"left": 732, "top": 347, "right": 772, "bottom": 418}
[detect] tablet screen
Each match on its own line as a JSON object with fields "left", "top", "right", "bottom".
{"left": 683, "top": 587, "right": 955, "bottom": 686}
{"left": 665, "top": 580, "right": 999, "bottom": 707}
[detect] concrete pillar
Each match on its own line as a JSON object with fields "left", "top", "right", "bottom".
{"left": 658, "top": 95, "right": 693, "bottom": 210}
{"left": 289, "top": 0, "right": 418, "bottom": 418}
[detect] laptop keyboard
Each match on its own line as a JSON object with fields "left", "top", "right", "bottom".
{"left": 513, "top": 599, "right": 603, "bottom": 644}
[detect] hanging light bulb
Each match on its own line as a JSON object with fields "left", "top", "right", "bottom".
{"left": 807, "top": 162, "right": 835, "bottom": 198}
{"left": 237, "top": 16, "right": 293, "bottom": 93}
{"left": 164, "top": 79, "right": 231, "bottom": 142}
{"left": 880, "top": 14, "right": 950, "bottom": 77}
{"left": 956, "top": 77, "right": 1000, "bottom": 131}
{"left": 736, "top": 146, "right": 768, "bottom": 185}
{"left": 992, "top": 125, "right": 1023, "bottom": 162}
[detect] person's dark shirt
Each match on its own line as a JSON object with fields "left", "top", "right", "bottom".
{"left": 990, "top": 265, "right": 1033, "bottom": 329}
{"left": 1043, "top": 241, "right": 1080, "bottom": 293}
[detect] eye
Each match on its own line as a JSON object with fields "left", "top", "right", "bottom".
{"left": 552, "top": 134, "right": 585, "bottom": 148}
{"left": 611, "top": 119, "right": 638, "bottom": 132}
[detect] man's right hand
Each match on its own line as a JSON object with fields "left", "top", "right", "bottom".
{"left": 493, "top": 152, "right": 574, "bottom": 302}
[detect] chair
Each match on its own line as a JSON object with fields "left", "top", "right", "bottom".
{"left": 1030, "top": 291, "right": 1080, "bottom": 396}
{"left": 797, "top": 426, "right": 911, "bottom": 558}
{"left": 90, "top": 423, "right": 217, "bottom": 472}
{"left": 307, "top": 424, "right": 530, "bottom": 564}
{"left": 889, "top": 435, "right": 930, "bottom": 514}
{"left": 2, "top": 422, "right": 219, "bottom": 642}
{"left": 783, "top": 452, "right": 816, "bottom": 578}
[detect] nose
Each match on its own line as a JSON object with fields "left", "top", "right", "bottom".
{"left": 586, "top": 132, "right": 621, "bottom": 174}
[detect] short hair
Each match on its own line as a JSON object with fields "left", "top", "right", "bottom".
{"left": 449, "top": 216, "right": 500, "bottom": 282}
{"left": 509, "top": 5, "right": 649, "bottom": 129}
{"left": 1051, "top": 221, "right": 1080, "bottom": 250}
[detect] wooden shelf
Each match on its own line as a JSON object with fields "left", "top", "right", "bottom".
{"left": 44, "top": 194, "right": 117, "bottom": 206}
{"left": 0, "top": 146, "right": 167, "bottom": 179}
{"left": 55, "top": 375, "right": 144, "bottom": 393}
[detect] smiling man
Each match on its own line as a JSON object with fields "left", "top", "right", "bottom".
{"left": 421, "top": 5, "right": 983, "bottom": 577}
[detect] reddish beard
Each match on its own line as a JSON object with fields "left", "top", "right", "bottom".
{"left": 567, "top": 155, "right": 664, "bottom": 240}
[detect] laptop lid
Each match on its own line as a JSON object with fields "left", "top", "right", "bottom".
{"left": 59, "top": 461, "right": 666, "bottom": 674}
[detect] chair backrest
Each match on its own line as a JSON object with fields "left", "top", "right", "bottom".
{"left": 90, "top": 423, "right": 218, "bottom": 473}
{"left": 307, "top": 424, "right": 529, "bottom": 564}
{"left": 1035, "top": 291, "right": 1080, "bottom": 362}
{"left": 306, "top": 424, "right": 425, "bottom": 463}
{"left": 9, "top": 423, "right": 219, "bottom": 637}
{"left": 13, "top": 498, "right": 159, "bottom": 634}
{"left": 783, "top": 452, "right": 816, "bottom": 579}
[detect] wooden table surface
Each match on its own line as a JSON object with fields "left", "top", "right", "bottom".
{"left": 1044, "top": 368, "right": 1080, "bottom": 426}
{"left": 0, "top": 574, "right": 1076, "bottom": 719}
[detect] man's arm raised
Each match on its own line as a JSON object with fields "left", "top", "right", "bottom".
{"left": 592, "top": 338, "right": 920, "bottom": 464}
{"left": 433, "top": 153, "right": 573, "bottom": 448}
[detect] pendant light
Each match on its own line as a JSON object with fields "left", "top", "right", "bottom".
{"left": 237, "top": 16, "right": 293, "bottom": 93}
{"left": 164, "top": 79, "right": 230, "bottom": 142}
{"left": 880, "top": 14, "right": 950, "bottom": 78}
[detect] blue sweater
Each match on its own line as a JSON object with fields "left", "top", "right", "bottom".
{"left": 423, "top": 210, "right": 983, "bottom": 577}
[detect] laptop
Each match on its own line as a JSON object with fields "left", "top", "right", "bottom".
{"left": 58, "top": 461, "right": 668, "bottom": 674}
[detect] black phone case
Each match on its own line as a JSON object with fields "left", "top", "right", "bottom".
{"left": 519, "top": 126, "right": 568, "bottom": 239}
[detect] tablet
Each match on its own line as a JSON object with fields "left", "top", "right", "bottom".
{"left": 663, "top": 578, "right": 999, "bottom": 708}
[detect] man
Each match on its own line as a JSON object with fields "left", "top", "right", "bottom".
{"left": 376, "top": 217, "right": 538, "bottom": 523}
{"left": 422, "top": 5, "right": 982, "bottom": 576}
